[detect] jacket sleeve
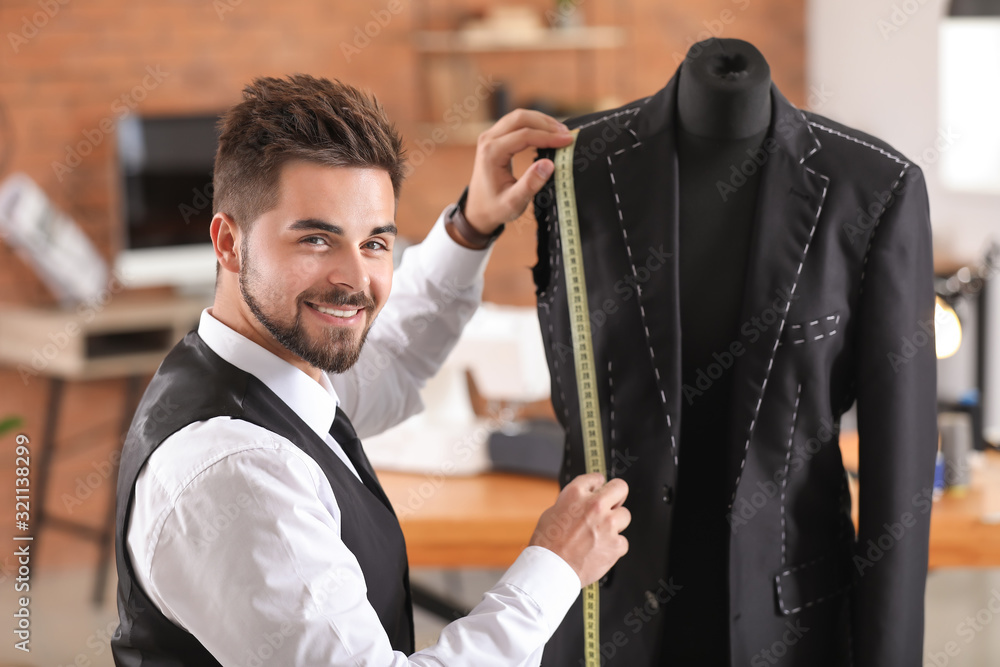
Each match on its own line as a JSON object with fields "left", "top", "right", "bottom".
{"left": 850, "top": 163, "right": 937, "bottom": 666}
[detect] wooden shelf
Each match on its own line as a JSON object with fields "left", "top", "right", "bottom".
{"left": 414, "top": 26, "right": 627, "bottom": 53}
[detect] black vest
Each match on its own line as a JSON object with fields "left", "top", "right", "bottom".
{"left": 112, "top": 331, "right": 414, "bottom": 666}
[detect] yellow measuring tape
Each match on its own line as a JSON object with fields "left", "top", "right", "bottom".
{"left": 554, "top": 128, "right": 607, "bottom": 667}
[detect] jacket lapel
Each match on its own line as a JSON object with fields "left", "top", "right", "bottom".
{"left": 725, "top": 86, "right": 829, "bottom": 506}
{"left": 603, "top": 78, "right": 683, "bottom": 466}
{"left": 599, "top": 78, "right": 829, "bottom": 492}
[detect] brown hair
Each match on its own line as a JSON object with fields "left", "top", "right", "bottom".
{"left": 213, "top": 74, "right": 406, "bottom": 228}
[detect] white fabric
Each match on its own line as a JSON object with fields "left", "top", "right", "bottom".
{"left": 126, "top": 207, "right": 582, "bottom": 666}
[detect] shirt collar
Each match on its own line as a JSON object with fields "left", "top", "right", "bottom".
{"left": 196, "top": 308, "right": 340, "bottom": 440}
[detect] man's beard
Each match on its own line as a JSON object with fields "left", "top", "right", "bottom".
{"left": 238, "top": 250, "right": 376, "bottom": 374}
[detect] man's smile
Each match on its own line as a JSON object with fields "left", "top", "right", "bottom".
{"left": 304, "top": 301, "right": 367, "bottom": 325}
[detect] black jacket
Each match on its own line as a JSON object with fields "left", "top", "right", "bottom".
{"left": 533, "top": 74, "right": 936, "bottom": 666}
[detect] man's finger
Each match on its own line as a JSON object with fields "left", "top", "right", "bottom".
{"left": 568, "top": 472, "right": 606, "bottom": 494}
{"left": 611, "top": 506, "right": 632, "bottom": 534}
{"left": 481, "top": 108, "right": 567, "bottom": 140}
{"left": 597, "top": 477, "right": 629, "bottom": 509}
{"left": 480, "top": 127, "right": 573, "bottom": 167}
{"left": 496, "top": 159, "right": 556, "bottom": 217}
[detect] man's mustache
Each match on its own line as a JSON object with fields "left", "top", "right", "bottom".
{"left": 302, "top": 289, "right": 375, "bottom": 311}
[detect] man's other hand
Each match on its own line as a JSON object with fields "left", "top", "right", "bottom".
{"left": 463, "top": 109, "right": 573, "bottom": 235}
{"left": 530, "top": 473, "right": 630, "bottom": 587}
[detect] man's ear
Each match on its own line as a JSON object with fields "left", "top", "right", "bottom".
{"left": 211, "top": 212, "right": 242, "bottom": 274}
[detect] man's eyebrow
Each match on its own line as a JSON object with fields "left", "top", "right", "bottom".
{"left": 289, "top": 219, "right": 343, "bottom": 235}
{"left": 371, "top": 223, "right": 398, "bottom": 237}
{"left": 287, "top": 220, "right": 397, "bottom": 237}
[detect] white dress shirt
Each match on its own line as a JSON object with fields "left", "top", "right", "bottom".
{"left": 126, "top": 207, "right": 582, "bottom": 666}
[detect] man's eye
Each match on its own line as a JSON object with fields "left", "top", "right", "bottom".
{"left": 363, "top": 240, "right": 388, "bottom": 251}
{"left": 302, "top": 236, "right": 328, "bottom": 246}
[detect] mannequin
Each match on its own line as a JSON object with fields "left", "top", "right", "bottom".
{"left": 533, "top": 35, "right": 936, "bottom": 666}
{"left": 669, "top": 38, "right": 772, "bottom": 663}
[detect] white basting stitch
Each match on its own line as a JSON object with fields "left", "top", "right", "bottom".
{"left": 573, "top": 106, "right": 641, "bottom": 131}
{"left": 729, "top": 176, "right": 828, "bottom": 508}
{"left": 541, "top": 303, "right": 571, "bottom": 423}
{"left": 859, "top": 164, "right": 907, "bottom": 295}
{"left": 614, "top": 148, "right": 627, "bottom": 156}
{"left": 780, "top": 384, "right": 803, "bottom": 567}
{"left": 607, "top": 154, "right": 676, "bottom": 460}
{"left": 775, "top": 551, "right": 856, "bottom": 614}
{"left": 777, "top": 581, "right": 852, "bottom": 616}
{"left": 781, "top": 553, "right": 830, "bottom": 574}
{"left": 538, "top": 207, "right": 557, "bottom": 301}
{"left": 780, "top": 314, "right": 842, "bottom": 345}
{"left": 609, "top": 361, "right": 616, "bottom": 446}
{"left": 799, "top": 116, "right": 822, "bottom": 164}
{"left": 808, "top": 122, "right": 914, "bottom": 297}
{"left": 809, "top": 122, "right": 910, "bottom": 168}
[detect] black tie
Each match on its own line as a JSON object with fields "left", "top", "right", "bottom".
{"left": 329, "top": 407, "right": 395, "bottom": 514}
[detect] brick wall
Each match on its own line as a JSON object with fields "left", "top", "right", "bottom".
{"left": 0, "top": 0, "right": 803, "bottom": 568}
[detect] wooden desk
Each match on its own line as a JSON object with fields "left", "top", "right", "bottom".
{"left": 381, "top": 432, "right": 1000, "bottom": 570}
{"left": 378, "top": 471, "right": 558, "bottom": 568}
{"left": 0, "top": 294, "right": 207, "bottom": 605}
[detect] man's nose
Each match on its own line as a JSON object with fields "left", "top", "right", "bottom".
{"left": 326, "top": 246, "right": 370, "bottom": 292}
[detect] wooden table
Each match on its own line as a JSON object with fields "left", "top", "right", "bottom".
{"left": 0, "top": 294, "right": 207, "bottom": 605}
{"left": 380, "top": 432, "right": 1000, "bottom": 570}
{"left": 378, "top": 471, "right": 559, "bottom": 568}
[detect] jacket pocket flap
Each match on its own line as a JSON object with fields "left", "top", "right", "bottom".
{"left": 774, "top": 552, "right": 853, "bottom": 615}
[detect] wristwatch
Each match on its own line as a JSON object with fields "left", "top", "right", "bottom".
{"left": 447, "top": 187, "right": 505, "bottom": 249}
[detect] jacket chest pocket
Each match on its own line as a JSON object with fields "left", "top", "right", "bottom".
{"left": 780, "top": 312, "right": 841, "bottom": 347}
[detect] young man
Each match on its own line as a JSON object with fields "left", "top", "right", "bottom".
{"left": 111, "top": 74, "right": 630, "bottom": 666}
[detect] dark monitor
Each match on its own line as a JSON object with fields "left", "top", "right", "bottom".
{"left": 117, "top": 113, "right": 220, "bottom": 250}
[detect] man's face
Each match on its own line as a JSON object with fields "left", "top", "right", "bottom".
{"left": 237, "top": 160, "right": 396, "bottom": 374}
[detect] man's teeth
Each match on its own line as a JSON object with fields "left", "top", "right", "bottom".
{"left": 312, "top": 304, "right": 359, "bottom": 318}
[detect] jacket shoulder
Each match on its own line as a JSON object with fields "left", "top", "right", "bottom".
{"left": 804, "top": 111, "right": 920, "bottom": 181}
{"left": 563, "top": 95, "right": 651, "bottom": 133}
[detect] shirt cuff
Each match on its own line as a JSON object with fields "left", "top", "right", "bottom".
{"left": 500, "top": 546, "right": 582, "bottom": 633}
{"left": 410, "top": 205, "right": 495, "bottom": 291}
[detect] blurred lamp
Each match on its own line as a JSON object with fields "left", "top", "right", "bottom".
{"left": 935, "top": 296, "right": 963, "bottom": 359}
